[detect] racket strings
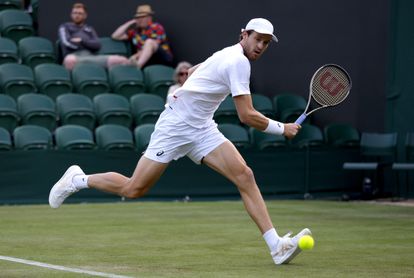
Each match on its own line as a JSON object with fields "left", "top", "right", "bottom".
{"left": 312, "top": 66, "right": 350, "bottom": 106}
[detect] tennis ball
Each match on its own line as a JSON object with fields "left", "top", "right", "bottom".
{"left": 298, "top": 235, "right": 314, "bottom": 250}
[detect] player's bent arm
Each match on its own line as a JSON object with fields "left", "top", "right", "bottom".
{"left": 233, "top": 95, "right": 300, "bottom": 139}
{"left": 188, "top": 64, "right": 200, "bottom": 77}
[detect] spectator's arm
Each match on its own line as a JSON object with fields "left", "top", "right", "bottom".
{"left": 58, "top": 25, "right": 78, "bottom": 49}
{"left": 80, "top": 27, "right": 101, "bottom": 51}
{"left": 112, "top": 19, "right": 136, "bottom": 40}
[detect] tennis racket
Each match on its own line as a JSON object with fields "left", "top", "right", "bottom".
{"left": 295, "top": 64, "right": 352, "bottom": 125}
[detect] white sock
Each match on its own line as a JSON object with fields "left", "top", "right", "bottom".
{"left": 263, "top": 228, "right": 280, "bottom": 253}
{"left": 72, "top": 175, "right": 89, "bottom": 190}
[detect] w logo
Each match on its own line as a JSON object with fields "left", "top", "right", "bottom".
{"left": 319, "top": 71, "right": 345, "bottom": 96}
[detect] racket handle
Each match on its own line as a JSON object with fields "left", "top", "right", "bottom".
{"left": 295, "top": 114, "right": 307, "bottom": 125}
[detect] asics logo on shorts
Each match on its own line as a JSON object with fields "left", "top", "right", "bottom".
{"left": 156, "top": 150, "right": 165, "bottom": 156}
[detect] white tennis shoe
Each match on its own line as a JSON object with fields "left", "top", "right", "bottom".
{"left": 49, "top": 165, "right": 85, "bottom": 208}
{"left": 271, "top": 228, "right": 312, "bottom": 265}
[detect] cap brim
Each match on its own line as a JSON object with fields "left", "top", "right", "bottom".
{"left": 241, "top": 28, "right": 279, "bottom": 42}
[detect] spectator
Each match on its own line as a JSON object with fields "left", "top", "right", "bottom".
{"left": 58, "top": 3, "right": 130, "bottom": 70}
{"left": 166, "top": 61, "right": 192, "bottom": 103}
{"left": 111, "top": 4, "right": 173, "bottom": 68}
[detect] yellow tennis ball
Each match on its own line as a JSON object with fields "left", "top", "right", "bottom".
{"left": 298, "top": 235, "right": 314, "bottom": 250}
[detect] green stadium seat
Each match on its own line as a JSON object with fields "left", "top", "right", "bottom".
{"left": 130, "top": 94, "right": 164, "bottom": 126}
{"left": 55, "top": 124, "right": 95, "bottom": 150}
{"left": 13, "top": 125, "right": 52, "bottom": 150}
{"left": 95, "top": 124, "right": 135, "bottom": 151}
{"left": 0, "top": 63, "right": 36, "bottom": 99}
{"left": 0, "top": 94, "right": 19, "bottom": 132}
{"left": 324, "top": 123, "right": 360, "bottom": 147}
{"left": 97, "top": 37, "right": 128, "bottom": 57}
{"left": 109, "top": 65, "right": 145, "bottom": 98}
{"left": 214, "top": 95, "right": 239, "bottom": 124}
{"left": 0, "top": 9, "right": 34, "bottom": 42}
{"left": 134, "top": 124, "right": 154, "bottom": 153}
{"left": 0, "top": 37, "right": 18, "bottom": 64}
{"left": 252, "top": 94, "right": 274, "bottom": 118}
{"left": 143, "top": 64, "right": 174, "bottom": 99}
{"left": 17, "top": 93, "right": 57, "bottom": 131}
{"left": 273, "top": 94, "right": 307, "bottom": 123}
{"left": 0, "top": 0, "right": 21, "bottom": 11}
{"left": 93, "top": 93, "right": 132, "bottom": 127}
{"left": 71, "top": 63, "right": 110, "bottom": 99}
{"left": 290, "top": 124, "right": 324, "bottom": 148}
{"left": 56, "top": 94, "right": 96, "bottom": 130}
{"left": 34, "top": 63, "right": 72, "bottom": 100}
{"left": 0, "top": 126, "right": 11, "bottom": 150}
{"left": 18, "top": 37, "right": 56, "bottom": 68}
{"left": 218, "top": 123, "right": 251, "bottom": 149}
{"left": 249, "top": 127, "right": 286, "bottom": 150}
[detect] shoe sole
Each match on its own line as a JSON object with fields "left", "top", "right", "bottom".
{"left": 49, "top": 165, "right": 83, "bottom": 209}
{"left": 282, "top": 228, "right": 312, "bottom": 264}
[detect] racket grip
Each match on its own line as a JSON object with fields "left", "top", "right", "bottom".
{"left": 295, "top": 114, "right": 307, "bottom": 125}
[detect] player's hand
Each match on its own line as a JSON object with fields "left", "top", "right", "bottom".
{"left": 283, "top": 123, "right": 301, "bottom": 139}
{"left": 71, "top": 37, "right": 82, "bottom": 43}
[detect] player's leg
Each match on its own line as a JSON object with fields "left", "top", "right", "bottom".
{"left": 106, "top": 55, "right": 130, "bottom": 67}
{"left": 62, "top": 54, "right": 77, "bottom": 70}
{"left": 202, "top": 141, "right": 273, "bottom": 234}
{"left": 88, "top": 156, "right": 168, "bottom": 198}
{"left": 202, "top": 141, "right": 311, "bottom": 264}
{"left": 49, "top": 156, "right": 169, "bottom": 208}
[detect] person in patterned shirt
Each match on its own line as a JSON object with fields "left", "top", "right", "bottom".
{"left": 112, "top": 4, "right": 173, "bottom": 68}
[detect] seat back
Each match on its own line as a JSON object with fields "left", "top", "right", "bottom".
{"left": 109, "top": 65, "right": 145, "bottom": 98}
{"left": 34, "top": 63, "right": 72, "bottom": 100}
{"left": 0, "top": 63, "right": 36, "bottom": 99}
{"left": 130, "top": 94, "right": 164, "bottom": 125}
{"left": 218, "top": 124, "right": 251, "bottom": 149}
{"left": 360, "top": 132, "right": 398, "bottom": 158}
{"left": 17, "top": 93, "right": 56, "bottom": 130}
{"left": 252, "top": 94, "right": 274, "bottom": 118}
{"left": 290, "top": 124, "right": 324, "bottom": 148}
{"left": 93, "top": 93, "right": 132, "bottom": 127}
{"left": 406, "top": 132, "right": 414, "bottom": 161}
{"left": 18, "top": 36, "right": 56, "bottom": 68}
{"left": 0, "top": 9, "right": 34, "bottom": 42}
{"left": 273, "top": 94, "right": 307, "bottom": 123}
{"left": 95, "top": 124, "right": 135, "bottom": 151}
{"left": 324, "top": 123, "right": 360, "bottom": 147}
{"left": 134, "top": 124, "right": 155, "bottom": 153}
{"left": 0, "top": 0, "right": 22, "bottom": 11}
{"left": 0, "top": 37, "right": 18, "bottom": 64}
{"left": 0, "top": 94, "right": 19, "bottom": 132}
{"left": 56, "top": 94, "right": 96, "bottom": 130}
{"left": 55, "top": 125, "right": 95, "bottom": 150}
{"left": 13, "top": 125, "right": 52, "bottom": 150}
{"left": 0, "top": 126, "right": 11, "bottom": 150}
{"left": 72, "top": 63, "right": 110, "bottom": 99}
{"left": 97, "top": 37, "right": 128, "bottom": 56}
{"left": 214, "top": 95, "right": 239, "bottom": 124}
{"left": 249, "top": 127, "right": 286, "bottom": 150}
{"left": 143, "top": 64, "right": 174, "bottom": 99}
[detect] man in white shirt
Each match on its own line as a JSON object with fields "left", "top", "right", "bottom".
{"left": 49, "top": 18, "right": 311, "bottom": 265}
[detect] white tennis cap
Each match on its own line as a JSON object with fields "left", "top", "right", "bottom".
{"left": 242, "top": 18, "right": 278, "bottom": 42}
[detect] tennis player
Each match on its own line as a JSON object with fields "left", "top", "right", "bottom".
{"left": 49, "top": 18, "right": 311, "bottom": 265}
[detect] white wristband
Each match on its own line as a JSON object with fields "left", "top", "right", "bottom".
{"left": 264, "top": 119, "right": 284, "bottom": 135}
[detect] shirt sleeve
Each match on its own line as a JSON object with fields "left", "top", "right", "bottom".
{"left": 226, "top": 56, "right": 251, "bottom": 97}
{"left": 148, "top": 23, "right": 166, "bottom": 44}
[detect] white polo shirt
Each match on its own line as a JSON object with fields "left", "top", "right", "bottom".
{"left": 168, "top": 43, "right": 251, "bottom": 128}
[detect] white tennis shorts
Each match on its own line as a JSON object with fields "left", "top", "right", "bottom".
{"left": 144, "top": 107, "right": 228, "bottom": 164}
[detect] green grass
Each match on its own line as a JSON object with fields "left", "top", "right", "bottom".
{"left": 0, "top": 200, "right": 413, "bottom": 277}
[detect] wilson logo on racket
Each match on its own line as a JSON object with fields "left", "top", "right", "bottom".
{"left": 294, "top": 64, "right": 352, "bottom": 125}
{"left": 319, "top": 71, "right": 346, "bottom": 96}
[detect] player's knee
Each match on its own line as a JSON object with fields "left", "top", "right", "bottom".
{"left": 236, "top": 165, "right": 255, "bottom": 186}
{"left": 144, "top": 39, "right": 159, "bottom": 50}
{"left": 122, "top": 180, "right": 146, "bottom": 199}
{"left": 63, "top": 55, "right": 77, "bottom": 70}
